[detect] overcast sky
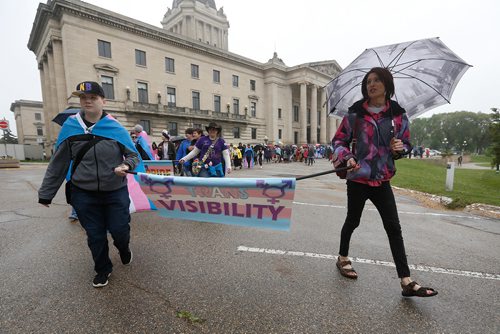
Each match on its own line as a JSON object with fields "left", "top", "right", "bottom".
{"left": 1, "top": 0, "right": 499, "bottom": 135}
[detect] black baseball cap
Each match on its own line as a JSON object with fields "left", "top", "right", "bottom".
{"left": 72, "top": 81, "right": 105, "bottom": 97}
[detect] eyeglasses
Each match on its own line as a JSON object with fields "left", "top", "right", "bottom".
{"left": 131, "top": 136, "right": 137, "bottom": 139}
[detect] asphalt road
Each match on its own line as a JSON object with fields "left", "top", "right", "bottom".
{"left": 1, "top": 160, "right": 499, "bottom": 333}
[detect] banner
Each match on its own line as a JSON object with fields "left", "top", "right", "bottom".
{"left": 143, "top": 160, "right": 175, "bottom": 176}
{"left": 136, "top": 173, "right": 295, "bottom": 231}
{"left": 127, "top": 161, "right": 174, "bottom": 212}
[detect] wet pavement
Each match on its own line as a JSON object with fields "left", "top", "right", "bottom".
{"left": 1, "top": 160, "right": 499, "bottom": 333}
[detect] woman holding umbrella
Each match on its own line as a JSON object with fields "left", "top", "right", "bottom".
{"left": 332, "top": 67, "right": 437, "bottom": 297}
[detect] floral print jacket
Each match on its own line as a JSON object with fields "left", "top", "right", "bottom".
{"left": 332, "top": 99, "right": 412, "bottom": 186}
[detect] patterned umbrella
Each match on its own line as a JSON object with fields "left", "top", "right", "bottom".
{"left": 326, "top": 37, "right": 471, "bottom": 119}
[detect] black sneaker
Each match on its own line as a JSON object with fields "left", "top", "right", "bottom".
{"left": 120, "top": 248, "right": 133, "bottom": 265}
{"left": 92, "top": 273, "right": 110, "bottom": 288}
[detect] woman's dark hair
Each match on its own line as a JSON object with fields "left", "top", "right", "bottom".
{"left": 361, "top": 67, "right": 394, "bottom": 100}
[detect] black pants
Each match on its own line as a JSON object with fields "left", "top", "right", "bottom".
{"left": 339, "top": 180, "right": 410, "bottom": 278}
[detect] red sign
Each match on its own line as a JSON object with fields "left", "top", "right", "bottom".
{"left": 0, "top": 120, "right": 9, "bottom": 130}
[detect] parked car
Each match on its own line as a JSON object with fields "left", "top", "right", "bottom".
{"left": 428, "top": 149, "right": 441, "bottom": 157}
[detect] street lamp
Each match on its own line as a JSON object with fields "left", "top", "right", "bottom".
{"left": 442, "top": 137, "right": 449, "bottom": 151}
{"left": 462, "top": 140, "right": 467, "bottom": 154}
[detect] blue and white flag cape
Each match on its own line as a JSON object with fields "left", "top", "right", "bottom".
{"left": 56, "top": 112, "right": 155, "bottom": 212}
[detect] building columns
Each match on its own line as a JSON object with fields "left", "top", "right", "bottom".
{"left": 320, "top": 88, "right": 327, "bottom": 144}
{"left": 310, "top": 85, "right": 318, "bottom": 144}
{"left": 299, "top": 82, "right": 307, "bottom": 144}
{"left": 328, "top": 116, "right": 338, "bottom": 144}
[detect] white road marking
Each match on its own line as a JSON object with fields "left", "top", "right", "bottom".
{"left": 293, "top": 201, "right": 484, "bottom": 220}
{"left": 237, "top": 246, "right": 500, "bottom": 281}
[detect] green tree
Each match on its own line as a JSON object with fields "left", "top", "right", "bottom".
{"left": 408, "top": 118, "right": 428, "bottom": 147}
{"left": 489, "top": 108, "right": 500, "bottom": 172}
{"left": 414, "top": 111, "right": 491, "bottom": 153}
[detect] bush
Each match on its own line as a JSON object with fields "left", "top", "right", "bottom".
{"left": 445, "top": 197, "right": 471, "bottom": 209}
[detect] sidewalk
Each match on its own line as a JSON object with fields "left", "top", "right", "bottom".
{"left": 458, "top": 162, "right": 492, "bottom": 170}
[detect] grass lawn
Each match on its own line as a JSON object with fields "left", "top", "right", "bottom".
{"left": 469, "top": 154, "right": 495, "bottom": 167}
{"left": 391, "top": 158, "right": 500, "bottom": 207}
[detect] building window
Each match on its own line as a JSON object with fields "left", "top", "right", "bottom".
{"left": 35, "top": 113, "right": 42, "bottom": 121}
{"left": 251, "top": 128, "right": 257, "bottom": 140}
{"left": 294, "top": 131, "right": 298, "bottom": 144}
{"left": 139, "top": 120, "right": 150, "bottom": 134}
{"left": 168, "top": 122, "right": 178, "bottom": 136}
{"left": 135, "top": 49, "right": 146, "bottom": 66}
{"left": 137, "top": 82, "right": 148, "bottom": 103}
{"left": 233, "top": 98, "right": 239, "bottom": 114}
{"left": 213, "top": 70, "right": 220, "bottom": 83}
{"left": 101, "top": 76, "right": 114, "bottom": 100}
{"left": 98, "top": 40, "right": 111, "bottom": 58}
{"left": 165, "top": 57, "right": 175, "bottom": 73}
{"left": 214, "top": 95, "right": 221, "bottom": 112}
{"left": 278, "top": 108, "right": 282, "bottom": 119}
{"left": 293, "top": 105, "right": 299, "bottom": 122}
{"left": 250, "top": 79, "right": 256, "bottom": 91}
{"left": 232, "top": 75, "right": 239, "bottom": 87}
{"left": 167, "top": 87, "right": 176, "bottom": 107}
{"left": 192, "top": 91, "right": 200, "bottom": 110}
{"left": 251, "top": 102, "right": 256, "bottom": 117}
{"left": 37, "top": 127, "right": 43, "bottom": 136}
{"left": 233, "top": 127, "right": 240, "bottom": 138}
{"left": 278, "top": 129, "right": 282, "bottom": 140}
{"left": 191, "top": 64, "right": 199, "bottom": 79}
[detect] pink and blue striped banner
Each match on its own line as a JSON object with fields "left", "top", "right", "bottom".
{"left": 136, "top": 173, "right": 295, "bottom": 231}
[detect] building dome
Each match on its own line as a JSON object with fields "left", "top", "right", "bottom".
{"left": 172, "top": 0, "right": 217, "bottom": 10}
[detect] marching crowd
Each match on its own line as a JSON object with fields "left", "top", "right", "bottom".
{"left": 130, "top": 123, "right": 334, "bottom": 176}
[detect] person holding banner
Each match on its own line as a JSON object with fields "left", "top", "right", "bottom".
{"left": 38, "top": 81, "right": 139, "bottom": 288}
{"left": 332, "top": 67, "right": 437, "bottom": 297}
{"left": 179, "top": 122, "right": 231, "bottom": 177}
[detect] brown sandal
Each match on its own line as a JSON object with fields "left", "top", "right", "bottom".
{"left": 336, "top": 257, "right": 358, "bottom": 279}
{"left": 401, "top": 281, "right": 438, "bottom": 297}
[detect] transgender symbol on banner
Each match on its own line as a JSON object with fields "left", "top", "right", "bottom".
{"left": 136, "top": 173, "right": 296, "bottom": 231}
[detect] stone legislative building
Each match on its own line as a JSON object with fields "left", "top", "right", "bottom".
{"left": 28, "top": 0, "right": 342, "bottom": 156}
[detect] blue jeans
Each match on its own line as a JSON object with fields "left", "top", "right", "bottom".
{"left": 197, "top": 163, "right": 224, "bottom": 177}
{"left": 182, "top": 165, "right": 193, "bottom": 176}
{"left": 72, "top": 186, "right": 131, "bottom": 275}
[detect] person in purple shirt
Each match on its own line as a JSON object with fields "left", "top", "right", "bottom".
{"left": 179, "top": 122, "right": 232, "bottom": 177}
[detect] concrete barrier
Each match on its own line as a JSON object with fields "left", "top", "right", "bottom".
{"left": 0, "top": 159, "right": 20, "bottom": 168}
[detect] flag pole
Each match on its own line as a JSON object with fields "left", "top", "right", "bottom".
{"left": 125, "top": 166, "right": 353, "bottom": 180}
{"left": 295, "top": 166, "right": 352, "bottom": 181}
